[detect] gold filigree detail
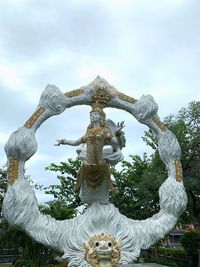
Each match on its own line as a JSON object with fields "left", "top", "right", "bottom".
{"left": 75, "top": 161, "right": 116, "bottom": 192}
{"left": 152, "top": 116, "right": 167, "bottom": 131}
{"left": 117, "top": 92, "right": 137, "bottom": 104}
{"left": 64, "top": 89, "right": 85, "bottom": 98}
{"left": 86, "top": 127, "right": 106, "bottom": 143}
{"left": 7, "top": 158, "right": 19, "bottom": 184}
{"left": 90, "top": 102, "right": 106, "bottom": 118}
{"left": 89, "top": 76, "right": 118, "bottom": 106}
{"left": 174, "top": 160, "right": 183, "bottom": 182}
{"left": 84, "top": 233, "right": 121, "bottom": 267}
{"left": 91, "top": 87, "right": 114, "bottom": 106}
{"left": 24, "top": 107, "right": 45, "bottom": 128}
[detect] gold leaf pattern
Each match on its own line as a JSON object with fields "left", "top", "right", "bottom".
{"left": 24, "top": 107, "right": 45, "bottom": 128}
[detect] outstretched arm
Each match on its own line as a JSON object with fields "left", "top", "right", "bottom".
{"left": 54, "top": 137, "right": 83, "bottom": 146}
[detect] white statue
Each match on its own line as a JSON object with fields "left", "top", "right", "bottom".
{"left": 55, "top": 103, "right": 125, "bottom": 204}
{"left": 3, "top": 77, "right": 187, "bottom": 267}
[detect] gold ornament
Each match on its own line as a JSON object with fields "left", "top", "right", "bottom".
{"left": 7, "top": 158, "right": 19, "bottom": 184}
{"left": 24, "top": 107, "right": 45, "bottom": 128}
{"left": 174, "top": 160, "right": 183, "bottom": 182}
{"left": 75, "top": 160, "right": 116, "bottom": 192}
{"left": 117, "top": 92, "right": 137, "bottom": 104}
{"left": 91, "top": 87, "right": 114, "bottom": 106}
{"left": 89, "top": 77, "right": 117, "bottom": 106}
{"left": 90, "top": 102, "right": 106, "bottom": 119}
{"left": 152, "top": 116, "right": 167, "bottom": 131}
{"left": 64, "top": 88, "right": 85, "bottom": 98}
{"left": 86, "top": 127, "right": 105, "bottom": 143}
{"left": 84, "top": 233, "right": 121, "bottom": 267}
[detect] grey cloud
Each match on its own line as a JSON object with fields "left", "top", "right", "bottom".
{"left": 0, "top": 86, "right": 36, "bottom": 132}
{"left": 0, "top": 1, "right": 118, "bottom": 61}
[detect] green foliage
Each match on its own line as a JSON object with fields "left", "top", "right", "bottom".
{"left": 0, "top": 224, "right": 57, "bottom": 267}
{"left": 181, "top": 231, "right": 200, "bottom": 255}
{"left": 40, "top": 200, "right": 75, "bottom": 220}
{"left": 110, "top": 153, "right": 165, "bottom": 220}
{"left": 45, "top": 158, "right": 82, "bottom": 211}
{"left": 158, "top": 247, "right": 187, "bottom": 256}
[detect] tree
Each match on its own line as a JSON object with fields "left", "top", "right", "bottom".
{"left": 143, "top": 101, "right": 200, "bottom": 225}
{"left": 181, "top": 231, "right": 200, "bottom": 266}
{"left": 45, "top": 158, "right": 83, "bottom": 211}
{"left": 110, "top": 153, "right": 166, "bottom": 220}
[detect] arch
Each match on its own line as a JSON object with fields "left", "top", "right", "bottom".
{"left": 3, "top": 76, "right": 187, "bottom": 266}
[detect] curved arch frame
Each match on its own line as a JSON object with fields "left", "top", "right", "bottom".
{"left": 3, "top": 76, "right": 187, "bottom": 266}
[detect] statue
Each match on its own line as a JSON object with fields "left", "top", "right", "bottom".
{"left": 54, "top": 102, "right": 125, "bottom": 203}
{"left": 3, "top": 76, "right": 187, "bottom": 267}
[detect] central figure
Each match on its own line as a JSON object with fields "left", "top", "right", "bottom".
{"left": 55, "top": 102, "right": 126, "bottom": 204}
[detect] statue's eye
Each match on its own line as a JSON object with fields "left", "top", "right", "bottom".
{"left": 108, "top": 242, "right": 112, "bottom": 247}
{"left": 95, "top": 242, "right": 99, "bottom": 247}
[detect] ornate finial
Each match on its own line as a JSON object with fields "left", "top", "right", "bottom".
{"left": 84, "top": 233, "right": 121, "bottom": 267}
{"left": 89, "top": 76, "right": 117, "bottom": 107}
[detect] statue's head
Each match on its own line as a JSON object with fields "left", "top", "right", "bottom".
{"left": 90, "top": 102, "right": 106, "bottom": 126}
{"left": 84, "top": 233, "right": 120, "bottom": 267}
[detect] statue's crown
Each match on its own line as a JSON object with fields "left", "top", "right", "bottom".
{"left": 90, "top": 101, "right": 106, "bottom": 118}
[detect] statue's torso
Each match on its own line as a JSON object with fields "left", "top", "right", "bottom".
{"left": 83, "top": 126, "right": 110, "bottom": 165}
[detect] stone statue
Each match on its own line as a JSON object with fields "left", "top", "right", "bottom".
{"left": 3, "top": 76, "right": 187, "bottom": 267}
{"left": 54, "top": 103, "right": 125, "bottom": 204}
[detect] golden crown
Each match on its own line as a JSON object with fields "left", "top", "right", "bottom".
{"left": 90, "top": 101, "right": 106, "bottom": 118}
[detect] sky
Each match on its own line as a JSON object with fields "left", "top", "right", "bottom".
{"left": 0, "top": 0, "right": 200, "bottom": 203}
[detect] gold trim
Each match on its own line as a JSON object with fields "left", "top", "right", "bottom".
{"left": 8, "top": 158, "right": 19, "bottom": 184}
{"left": 64, "top": 89, "right": 85, "bottom": 98}
{"left": 117, "top": 92, "right": 137, "bottom": 104}
{"left": 91, "top": 87, "right": 114, "bottom": 106}
{"left": 152, "top": 116, "right": 167, "bottom": 131}
{"left": 174, "top": 160, "right": 183, "bottom": 182}
{"left": 24, "top": 107, "right": 45, "bottom": 128}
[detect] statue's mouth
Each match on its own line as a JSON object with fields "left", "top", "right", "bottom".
{"left": 97, "top": 251, "right": 112, "bottom": 258}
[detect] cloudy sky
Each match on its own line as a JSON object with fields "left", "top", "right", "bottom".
{"left": 0, "top": 0, "right": 200, "bottom": 203}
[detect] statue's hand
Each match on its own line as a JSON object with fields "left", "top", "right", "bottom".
{"left": 116, "top": 121, "right": 125, "bottom": 135}
{"left": 54, "top": 139, "right": 65, "bottom": 146}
